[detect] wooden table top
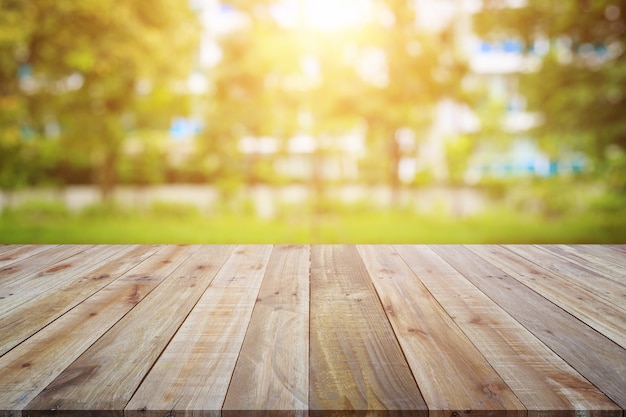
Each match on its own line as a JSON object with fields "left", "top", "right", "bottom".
{"left": 0, "top": 244, "right": 624, "bottom": 417}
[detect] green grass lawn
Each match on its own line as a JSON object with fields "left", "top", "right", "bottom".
{"left": 1, "top": 208, "right": 624, "bottom": 243}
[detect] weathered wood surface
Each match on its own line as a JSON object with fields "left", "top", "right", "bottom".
{"left": 0, "top": 245, "right": 159, "bottom": 356}
{"left": 0, "top": 244, "right": 624, "bottom": 417}
{"left": 28, "top": 245, "right": 235, "bottom": 412}
{"left": 357, "top": 245, "right": 522, "bottom": 417}
{"left": 309, "top": 245, "right": 427, "bottom": 416}
{"left": 0, "top": 245, "right": 198, "bottom": 412}
{"left": 468, "top": 245, "right": 626, "bottom": 350}
{"left": 432, "top": 245, "right": 626, "bottom": 411}
{"left": 222, "top": 245, "right": 310, "bottom": 415}
{"left": 0, "top": 245, "right": 58, "bottom": 269}
{"left": 393, "top": 245, "right": 619, "bottom": 417}
{"left": 125, "top": 245, "right": 272, "bottom": 416}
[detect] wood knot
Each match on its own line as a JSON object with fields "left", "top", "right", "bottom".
{"left": 92, "top": 274, "right": 110, "bottom": 280}
{"left": 482, "top": 383, "right": 501, "bottom": 398}
{"left": 44, "top": 264, "right": 72, "bottom": 274}
{"left": 407, "top": 327, "right": 427, "bottom": 337}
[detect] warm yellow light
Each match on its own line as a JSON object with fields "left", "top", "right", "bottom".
{"left": 300, "top": 0, "right": 372, "bottom": 32}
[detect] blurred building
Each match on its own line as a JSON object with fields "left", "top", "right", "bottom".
{"left": 412, "top": 0, "right": 591, "bottom": 183}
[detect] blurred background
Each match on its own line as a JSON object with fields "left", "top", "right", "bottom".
{"left": 0, "top": 0, "right": 625, "bottom": 243}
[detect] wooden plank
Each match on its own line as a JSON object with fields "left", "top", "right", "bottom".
{"left": 432, "top": 245, "right": 626, "bottom": 410}
{"left": 468, "top": 245, "right": 626, "bottom": 350}
{"left": 0, "top": 245, "right": 128, "bottom": 317}
{"left": 540, "top": 245, "right": 626, "bottom": 286}
{"left": 0, "top": 245, "right": 58, "bottom": 268}
{"left": 507, "top": 245, "right": 626, "bottom": 310}
{"left": 357, "top": 245, "right": 524, "bottom": 417}
{"left": 606, "top": 244, "right": 626, "bottom": 254}
{"left": 308, "top": 245, "right": 427, "bottom": 416}
{"left": 0, "top": 245, "right": 197, "bottom": 412}
{"left": 26, "top": 245, "right": 234, "bottom": 412}
{"left": 0, "top": 245, "right": 161, "bottom": 356}
{"left": 394, "top": 245, "right": 620, "bottom": 417}
{"left": 573, "top": 245, "right": 626, "bottom": 268}
{"left": 0, "top": 244, "right": 18, "bottom": 254}
{"left": 0, "top": 245, "right": 90, "bottom": 288}
{"left": 222, "top": 245, "right": 310, "bottom": 415}
{"left": 124, "top": 245, "right": 273, "bottom": 417}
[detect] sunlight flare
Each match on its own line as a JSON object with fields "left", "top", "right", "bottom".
{"left": 300, "top": 0, "right": 373, "bottom": 31}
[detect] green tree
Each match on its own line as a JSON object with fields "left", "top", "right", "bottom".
{"left": 198, "top": 2, "right": 301, "bottom": 195}
{"left": 1, "top": 0, "right": 200, "bottom": 201}
{"left": 199, "top": 0, "right": 469, "bottom": 212}
{"left": 343, "top": 0, "right": 468, "bottom": 200}
{"left": 474, "top": 0, "right": 626, "bottom": 182}
{"left": 0, "top": 0, "right": 32, "bottom": 201}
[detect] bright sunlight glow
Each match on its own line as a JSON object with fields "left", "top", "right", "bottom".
{"left": 300, "top": 0, "right": 373, "bottom": 32}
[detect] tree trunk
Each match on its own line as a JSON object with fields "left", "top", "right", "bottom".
{"left": 99, "top": 149, "right": 117, "bottom": 204}
{"left": 310, "top": 146, "right": 325, "bottom": 243}
{"left": 389, "top": 133, "right": 401, "bottom": 208}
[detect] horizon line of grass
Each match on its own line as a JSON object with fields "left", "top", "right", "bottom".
{"left": 1, "top": 201, "right": 624, "bottom": 244}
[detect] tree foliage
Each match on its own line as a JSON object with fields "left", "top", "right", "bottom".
{"left": 0, "top": 0, "right": 200, "bottom": 199}
{"left": 474, "top": 0, "right": 626, "bottom": 163}
{"left": 201, "top": 0, "right": 468, "bottom": 197}
{"left": 3, "top": 0, "right": 472, "bottom": 197}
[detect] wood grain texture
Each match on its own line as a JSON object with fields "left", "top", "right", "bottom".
{"left": 394, "top": 245, "right": 620, "bottom": 417}
{"left": 0, "top": 245, "right": 57, "bottom": 268}
{"left": 0, "top": 244, "right": 18, "bottom": 254}
{"left": 606, "top": 245, "right": 626, "bottom": 254}
{"left": 125, "top": 245, "right": 273, "bottom": 416}
{"left": 0, "top": 245, "right": 130, "bottom": 325}
{"left": 222, "top": 245, "right": 310, "bottom": 415}
{"left": 0, "top": 245, "right": 92, "bottom": 305}
{"left": 0, "top": 245, "right": 160, "bottom": 356}
{"left": 357, "top": 245, "right": 524, "bottom": 417}
{"left": 0, "top": 244, "right": 196, "bottom": 411}
{"left": 469, "top": 245, "right": 626, "bottom": 349}
{"left": 432, "top": 245, "right": 626, "bottom": 410}
{"left": 539, "top": 245, "right": 626, "bottom": 286}
{"left": 573, "top": 245, "right": 626, "bottom": 268}
{"left": 26, "top": 245, "right": 233, "bottom": 412}
{"left": 309, "top": 245, "right": 427, "bottom": 416}
{"left": 506, "top": 245, "right": 626, "bottom": 310}
{"left": 0, "top": 244, "right": 624, "bottom": 417}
